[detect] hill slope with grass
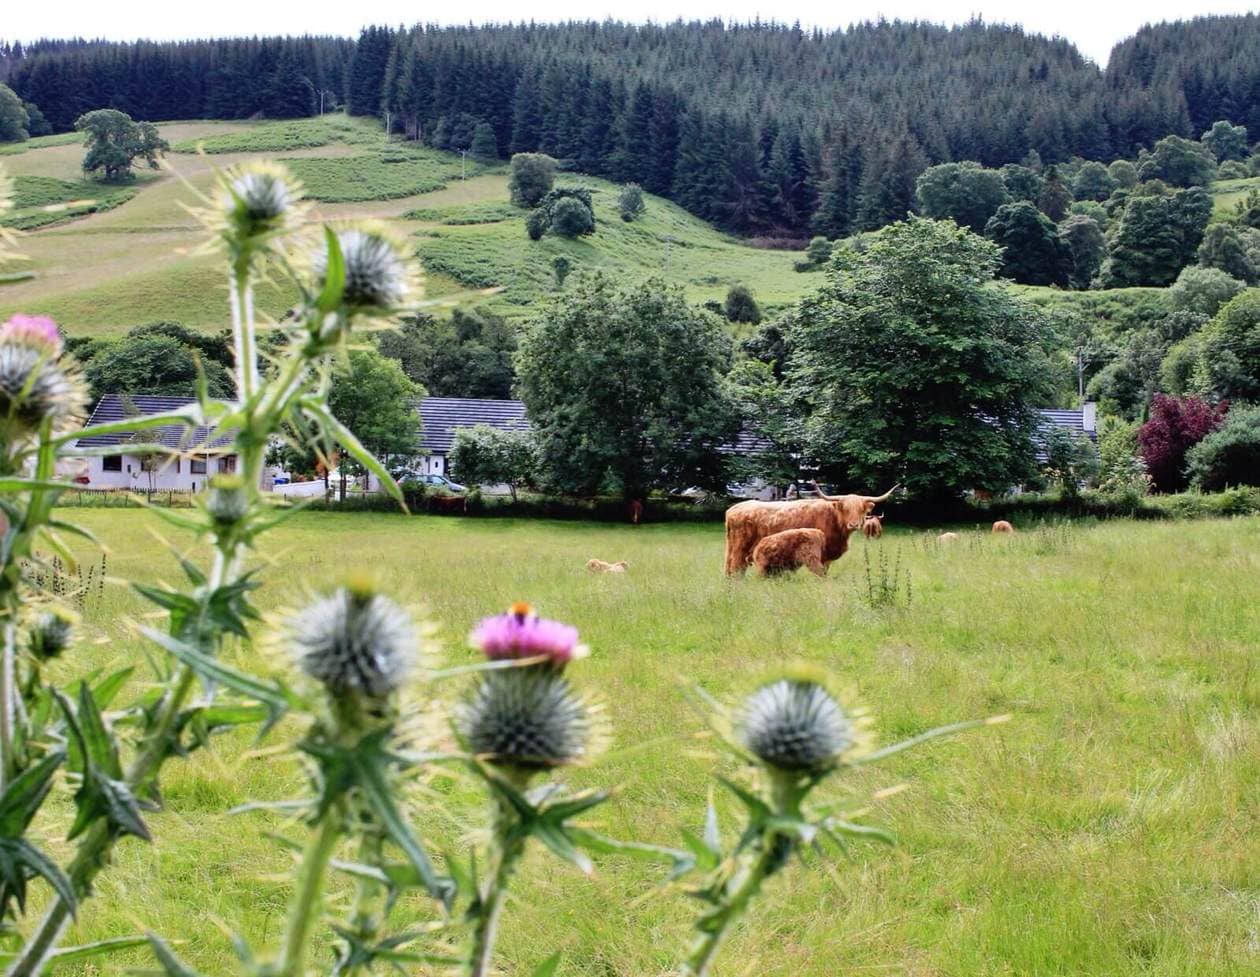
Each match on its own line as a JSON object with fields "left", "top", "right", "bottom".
{"left": 0, "top": 115, "right": 811, "bottom": 336}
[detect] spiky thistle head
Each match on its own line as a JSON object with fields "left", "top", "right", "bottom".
{"left": 0, "top": 315, "right": 88, "bottom": 439}
{"left": 457, "top": 668, "right": 597, "bottom": 769}
{"left": 470, "top": 602, "right": 587, "bottom": 668}
{"left": 207, "top": 161, "right": 306, "bottom": 255}
{"left": 735, "top": 675, "right": 862, "bottom": 773}
{"left": 312, "top": 223, "right": 419, "bottom": 315}
{"left": 277, "top": 582, "right": 417, "bottom": 700}
{"left": 27, "top": 608, "right": 74, "bottom": 661}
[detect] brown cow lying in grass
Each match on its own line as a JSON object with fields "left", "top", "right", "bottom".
{"left": 992, "top": 520, "right": 1015, "bottom": 534}
{"left": 587, "top": 559, "right": 628, "bottom": 573}
{"left": 752, "top": 528, "right": 828, "bottom": 578}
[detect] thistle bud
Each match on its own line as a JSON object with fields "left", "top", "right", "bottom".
{"left": 314, "top": 226, "right": 415, "bottom": 313}
{"left": 205, "top": 474, "right": 248, "bottom": 527}
{"left": 213, "top": 161, "right": 304, "bottom": 251}
{"left": 458, "top": 668, "right": 591, "bottom": 768}
{"left": 0, "top": 315, "right": 88, "bottom": 438}
{"left": 27, "top": 610, "right": 73, "bottom": 661}
{"left": 279, "top": 585, "right": 416, "bottom": 699}
{"left": 736, "top": 679, "right": 856, "bottom": 773}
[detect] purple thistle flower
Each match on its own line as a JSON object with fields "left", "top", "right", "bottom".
{"left": 471, "top": 603, "right": 586, "bottom": 667}
{"left": 1, "top": 315, "right": 63, "bottom": 356}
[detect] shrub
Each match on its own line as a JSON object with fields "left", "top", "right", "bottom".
{"left": 1167, "top": 265, "right": 1246, "bottom": 317}
{"left": 1186, "top": 403, "right": 1260, "bottom": 489}
{"left": 550, "top": 195, "right": 595, "bottom": 237}
{"left": 509, "top": 152, "right": 556, "bottom": 207}
{"left": 618, "top": 182, "right": 645, "bottom": 221}
{"left": 1138, "top": 394, "right": 1228, "bottom": 492}
{"left": 526, "top": 207, "right": 548, "bottom": 241}
{"left": 723, "top": 284, "right": 762, "bottom": 323}
{"left": 1217, "top": 160, "right": 1249, "bottom": 180}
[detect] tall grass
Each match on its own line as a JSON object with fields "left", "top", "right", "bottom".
{"left": 22, "top": 510, "right": 1260, "bottom": 976}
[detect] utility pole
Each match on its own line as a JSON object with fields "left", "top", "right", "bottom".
{"left": 460, "top": 149, "right": 469, "bottom": 180}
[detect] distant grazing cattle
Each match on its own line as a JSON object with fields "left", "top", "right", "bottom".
{"left": 627, "top": 499, "right": 644, "bottom": 524}
{"left": 938, "top": 531, "right": 961, "bottom": 543}
{"left": 587, "top": 559, "right": 628, "bottom": 573}
{"left": 863, "top": 514, "right": 884, "bottom": 539}
{"left": 752, "top": 528, "right": 828, "bottom": 578}
{"left": 724, "top": 483, "right": 898, "bottom": 575}
{"left": 992, "top": 520, "right": 1015, "bottom": 534}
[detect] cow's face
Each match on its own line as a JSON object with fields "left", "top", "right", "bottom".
{"left": 835, "top": 497, "right": 875, "bottom": 532}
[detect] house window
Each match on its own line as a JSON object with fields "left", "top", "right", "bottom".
{"left": 190, "top": 458, "right": 207, "bottom": 475}
{"left": 102, "top": 455, "right": 122, "bottom": 473}
{"left": 219, "top": 456, "right": 237, "bottom": 474}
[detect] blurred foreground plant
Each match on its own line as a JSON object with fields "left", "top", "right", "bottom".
{"left": 681, "top": 669, "right": 1008, "bottom": 977}
{"left": 4, "top": 160, "right": 430, "bottom": 976}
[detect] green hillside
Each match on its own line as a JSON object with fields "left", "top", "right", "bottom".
{"left": 0, "top": 116, "right": 811, "bottom": 336}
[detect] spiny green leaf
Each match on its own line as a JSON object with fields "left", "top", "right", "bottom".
{"left": 0, "top": 750, "right": 65, "bottom": 835}
{"left": 316, "top": 225, "right": 346, "bottom": 312}
{"left": 46, "top": 935, "right": 149, "bottom": 963}
{"left": 146, "top": 932, "right": 205, "bottom": 977}
{"left": 716, "top": 776, "right": 771, "bottom": 821}
{"left": 5, "top": 839, "right": 76, "bottom": 918}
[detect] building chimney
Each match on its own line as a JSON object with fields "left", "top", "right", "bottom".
{"left": 1082, "top": 401, "right": 1097, "bottom": 433}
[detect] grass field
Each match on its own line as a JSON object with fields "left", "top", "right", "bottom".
{"left": 16, "top": 509, "right": 1260, "bottom": 976}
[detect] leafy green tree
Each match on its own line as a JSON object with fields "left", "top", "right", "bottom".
{"left": 1101, "top": 186, "right": 1212, "bottom": 286}
{"left": 469, "top": 122, "right": 498, "bottom": 162}
{"left": 1201, "top": 120, "right": 1248, "bottom": 162}
{"left": 1187, "top": 404, "right": 1260, "bottom": 489}
{"left": 1197, "top": 223, "right": 1258, "bottom": 283}
{"left": 618, "top": 182, "right": 645, "bottom": 221}
{"left": 1137, "top": 135, "right": 1217, "bottom": 186}
{"left": 787, "top": 217, "right": 1054, "bottom": 500}
{"left": 21, "top": 100, "right": 51, "bottom": 137}
{"left": 1086, "top": 330, "right": 1167, "bottom": 420}
{"left": 82, "top": 333, "right": 233, "bottom": 401}
{"left": 1168, "top": 265, "right": 1247, "bottom": 316}
{"left": 550, "top": 196, "right": 595, "bottom": 237}
{"left": 75, "top": 109, "right": 168, "bottom": 182}
{"left": 1217, "top": 160, "right": 1249, "bottom": 180}
{"left": 725, "top": 358, "right": 808, "bottom": 495}
{"left": 983, "top": 201, "right": 1071, "bottom": 286}
{"left": 0, "top": 84, "right": 29, "bottom": 142}
{"left": 1234, "top": 188, "right": 1260, "bottom": 229}
{"left": 1096, "top": 417, "right": 1148, "bottom": 494}
{"left": 1059, "top": 214, "right": 1106, "bottom": 289}
{"left": 914, "top": 161, "right": 1009, "bottom": 233}
{"left": 1071, "top": 161, "right": 1116, "bottom": 202}
{"left": 526, "top": 208, "right": 548, "bottom": 241}
{"left": 377, "top": 309, "right": 517, "bottom": 399}
{"left": 999, "top": 163, "right": 1042, "bottom": 203}
{"left": 517, "top": 274, "right": 735, "bottom": 500}
{"left": 1108, "top": 159, "right": 1139, "bottom": 189}
{"left": 724, "top": 284, "right": 762, "bottom": 324}
{"left": 449, "top": 424, "right": 537, "bottom": 500}
{"left": 509, "top": 153, "right": 556, "bottom": 207}
{"left": 552, "top": 255, "right": 572, "bottom": 289}
{"left": 1195, "top": 289, "right": 1260, "bottom": 401}
{"left": 1037, "top": 166, "right": 1073, "bottom": 221}
{"left": 1040, "top": 426, "right": 1099, "bottom": 497}
{"left": 327, "top": 349, "right": 421, "bottom": 499}
{"left": 805, "top": 236, "right": 833, "bottom": 266}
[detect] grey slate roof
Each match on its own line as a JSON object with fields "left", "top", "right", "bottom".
{"left": 417, "top": 397, "right": 529, "bottom": 455}
{"left": 1034, "top": 408, "right": 1097, "bottom": 463}
{"left": 72, "top": 395, "right": 234, "bottom": 452}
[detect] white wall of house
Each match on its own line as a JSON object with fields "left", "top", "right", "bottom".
{"left": 74, "top": 454, "right": 240, "bottom": 492}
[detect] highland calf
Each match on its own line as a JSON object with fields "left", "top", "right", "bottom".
{"left": 587, "top": 559, "right": 628, "bottom": 573}
{"left": 863, "top": 514, "right": 884, "bottom": 539}
{"left": 752, "top": 528, "right": 828, "bottom": 578}
{"left": 938, "top": 531, "right": 961, "bottom": 543}
{"left": 992, "top": 520, "right": 1015, "bottom": 534}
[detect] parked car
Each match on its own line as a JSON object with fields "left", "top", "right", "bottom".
{"left": 399, "top": 472, "right": 467, "bottom": 493}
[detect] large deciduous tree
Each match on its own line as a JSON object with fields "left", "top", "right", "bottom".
{"left": 914, "top": 161, "right": 1010, "bottom": 234}
{"left": 0, "top": 84, "right": 30, "bottom": 142}
{"left": 449, "top": 425, "right": 537, "bottom": 500}
{"left": 1137, "top": 135, "right": 1217, "bottom": 186}
{"left": 1201, "top": 120, "right": 1248, "bottom": 162}
{"left": 508, "top": 153, "right": 556, "bottom": 207}
{"left": 74, "top": 109, "right": 168, "bottom": 182}
{"left": 517, "top": 275, "right": 736, "bottom": 499}
{"left": 787, "top": 217, "right": 1054, "bottom": 500}
{"left": 983, "top": 201, "right": 1072, "bottom": 286}
{"left": 1138, "top": 394, "right": 1227, "bottom": 492}
{"left": 1100, "top": 185, "right": 1212, "bottom": 286}
{"left": 1059, "top": 214, "right": 1106, "bottom": 289}
{"left": 327, "top": 349, "right": 422, "bottom": 499}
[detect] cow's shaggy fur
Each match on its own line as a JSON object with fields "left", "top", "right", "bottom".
{"left": 724, "top": 484, "right": 897, "bottom": 576}
{"left": 752, "top": 528, "right": 828, "bottom": 578}
{"left": 992, "top": 520, "right": 1015, "bottom": 534}
{"left": 587, "top": 559, "right": 628, "bottom": 573}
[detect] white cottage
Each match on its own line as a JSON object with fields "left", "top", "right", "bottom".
{"left": 68, "top": 394, "right": 240, "bottom": 492}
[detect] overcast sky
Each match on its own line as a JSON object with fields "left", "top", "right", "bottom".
{"left": 6, "top": 0, "right": 1258, "bottom": 67}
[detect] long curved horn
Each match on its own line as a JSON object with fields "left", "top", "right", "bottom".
{"left": 864, "top": 484, "right": 901, "bottom": 504}
{"left": 811, "top": 480, "right": 840, "bottom": 501}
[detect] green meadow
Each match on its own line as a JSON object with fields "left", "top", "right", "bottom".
{"left": 17, "top": 509, "right": 1260, "bottom": 976}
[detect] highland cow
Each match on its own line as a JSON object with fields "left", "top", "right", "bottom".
{"left": 863, "top": 514, "right": 884, "bottom": 539}
{"left": 586, "top": 559, "right": 628, "bottom": 573}
{"left": 992, "top": 520, "right": 1015, "bottom": 534}
{"left": 938, "top": 531, "right": 961, "bottom": 543}
{"left": 752, "top": 528, "right": 828, "bottom": 578}
{"left": 724, "top": 483, "right": 898, "bottom": 575}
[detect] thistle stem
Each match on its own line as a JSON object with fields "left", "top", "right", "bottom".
{"left": 340, "top": 832, "right": 384, "bottom": 977}
{"left": 0, "top": 622, "right": 15, "bottom": 790}
{"left": 275, "top": 811, "right": 342, "bottom": 977}
{"left": 466, "top": 795, "right": 527, "bottom": 977}
{"left": 681, "top": 844, "right": 777, "bottom": 977}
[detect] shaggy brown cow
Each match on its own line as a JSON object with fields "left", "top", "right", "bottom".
{"left": 587, "top": 559, "right": 628, "bottom": 573}
{"left": 724, "top": 483, "right": 898, "bottom": 575}
{"left": 992, "top": 520, "right": 1015, "bottom": 534}
{"left": 863, "top": 513, "right": 884, "bottom": 539}
{"left": 752, "top": 528, "right": 828, "bottom": 577}
{"left": 938, "top": 531, "right": 961, "bottom": 543}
